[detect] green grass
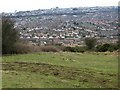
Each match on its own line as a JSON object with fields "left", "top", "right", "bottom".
{"left": 2, "top": 52, "right": 118, "bottom": 88}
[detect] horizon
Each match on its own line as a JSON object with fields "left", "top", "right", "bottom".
{"left": 2, "top": 6, "right": 118, "bottom": 13}
{"left": 0, "top": 0, "right": 119, "bottom": 13}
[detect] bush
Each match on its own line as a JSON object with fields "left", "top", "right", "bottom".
{"left": 5, "top": 43, "right": 62, "bottom": 54}
{"left": 63, "top": 46, "right": 85, "bottom": 53}
{"left": 40, "top": 46, "right": 60, "bottom": 52}
{"left": 13, "top": 43, "right": 31, "bottom": 54}
{"left": 108, "top": 44, "right": 117, "bottom": 52}
{"left": 96, "top": 44, "right": 110, "bottom": 52}
{"left": 96, "top": 43, "right": 118, "bottom": 52}
{"left": 84, "top": 38, "right": 96, "bottom": 50}
{"left": 116, "top": 41, "right": 120, "bottom": 49}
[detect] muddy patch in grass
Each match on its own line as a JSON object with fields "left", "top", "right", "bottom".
{"left": 2, "top": 62, "right": 118, "bottom": 88}
{"left": 3, "top": 62, "right": 83, "bottom": 79}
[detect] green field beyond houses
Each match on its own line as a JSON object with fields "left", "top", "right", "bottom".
{"left": 2, "top": 52, "right": 118, "bottom": 88}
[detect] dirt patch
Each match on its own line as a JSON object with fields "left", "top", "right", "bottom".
{"left": 3, "top": 62, "right": 83, "bottom": 80}
{"left": 2, "top": 62, "right": 117, "bottom": 87}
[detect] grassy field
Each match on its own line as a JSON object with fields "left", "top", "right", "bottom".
{"left": 2, "top": 52, "right": 118, "bottom": 88}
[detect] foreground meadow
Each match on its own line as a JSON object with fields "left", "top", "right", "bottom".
{"left": 2, "top": 52, "right": 118, "bottom": 88}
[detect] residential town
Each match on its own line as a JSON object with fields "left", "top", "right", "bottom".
{"left": 3, "top": 6, "right": 118, "bottom": 46}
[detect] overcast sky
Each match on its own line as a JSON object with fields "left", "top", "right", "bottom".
{"left": 0, "top": 0, "right": 119, "bottom": 13}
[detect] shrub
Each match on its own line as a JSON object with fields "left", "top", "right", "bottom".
{"left": 13, "top": 43, "right": 33, "bottom": 54}
{"left": 84, "top": 38, "right": 96, "bottom": 50}
{"left": 96, "top": 44, "right": 110, "bottom": 52}
{"left": 40, "top": 46, "right": 60, "bottom": 52}
{"left": 96, "top": 43, "right": 118, "bottom": 52}
{"left": 63, "top": 46, "right": 74, "bottom": 52}
{"left": 108, "top": 44, "right": 117, "bottom": 52}
{"left": 116, "top": 41, "right": 120, "bottom": 49}
{"left": 63, "top": 46, "right": 85, "bottom": 53}
{"left": 74, "top": 46, "right": 85, "bottom": 53}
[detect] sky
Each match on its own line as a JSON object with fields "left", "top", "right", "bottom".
{"left": 0, "top": 0, "right": 119, "bottom": 13}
